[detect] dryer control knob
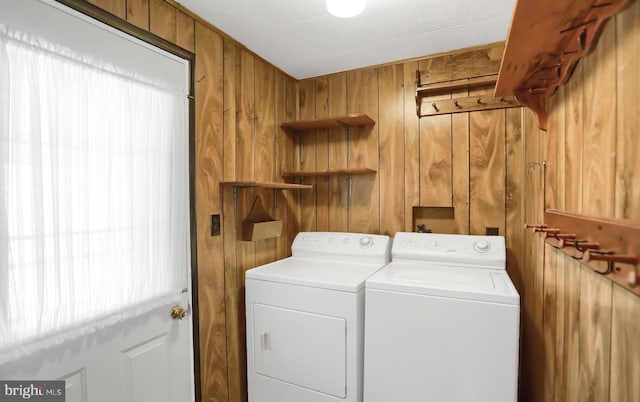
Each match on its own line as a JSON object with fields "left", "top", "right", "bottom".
{"left": 359, "top": 236, "right": 374, "bottom": 248}
{"left": 474, "top": 240, "right": 491, "bottom": 253}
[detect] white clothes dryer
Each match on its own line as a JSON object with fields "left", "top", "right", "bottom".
{"left": 246, "top": 232, "right": 391, "bottom": 402}
{"left": 363, "top": 232, "right": 520, "bottom": 402}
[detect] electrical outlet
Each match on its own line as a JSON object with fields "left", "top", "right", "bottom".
{"left": 210, "top": 214, "right": 221, "bottom": 236}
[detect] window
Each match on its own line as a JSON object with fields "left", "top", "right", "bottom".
{"left": 0, "top": 0, "right": 190, "bottom": 363}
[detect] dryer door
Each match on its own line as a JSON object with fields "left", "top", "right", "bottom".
{"left": 252, "top": 303, "right": 347, "bottom": 398}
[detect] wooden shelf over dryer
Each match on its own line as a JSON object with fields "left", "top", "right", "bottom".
{"left": 495, "top": 0, "right": 633, "bottom": 130}
{"left": 220, "top": 181, "right": 313, "bottom": 190}
{"left": 281, "top": 114, "right": 374, "bottom": 132}
{"left": 281, "top": 168, "right": 376, "bottom": 178}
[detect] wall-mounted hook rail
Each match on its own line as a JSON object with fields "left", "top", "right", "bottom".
{"left": 526, "top": 209, "right": 640, "bottom": 297}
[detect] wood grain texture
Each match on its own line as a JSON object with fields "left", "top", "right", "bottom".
{"left": 327, "top": 73, "right": 349, "bottom": 233}
{"left": 88, "top": 0, "right": 125, "bottom": 19}
{"left": 610, "top": 285, "right": 640, "bottom": 402}
{"left": 451, "top": 80, "right": 470, "bottom": 234}
{"left": 297, "top": 79, "right": 317, "bottom": 232}
{"left": 615, "top": 1, "right": 640, "bottom": 220}
{"left": 581, "top": 22, "right": 616, "bottom": 217}
{"left": 232, "top": 47, "right": 256, "bottom": 402}
{"left": 176, "top": 11, "right": 194, "bottom": 52}
{"left": 223, "top": 38, "right": 237, "bottom": 181}
{"left": 283, "top": 76, "right": 299, "bottom": 256}
{"left": 254, "top": 60, "right": 277, "bottom": 267}
{"left": 469, "top": 107, "right": 505, "bottom": 235}
{"left": 274, "top": 71, "right": 289, "bottom": 260}
{"left": 403, "top": 62, "right": 421, "bottom": 232}
{"left": 563, "top": 256, "right": 582, "bottom": 402}
{"left": 194, "top": 22, "right": 227, "bottom": 402}
{"left": 549, "top": 86, "right": 566, "bottom": 212}
{"left": 126, "top": 0, "right": 149, "bottom": 30}
{"left": 378, "top": 65, "right": 405, "bottom": 236}
{"left": 347, "top": 68, "right": 380, "bottom": 233}
{"left": 315, "top": 78, "right": 330, "bottom": 232}
{"left": 505, "top": 108, "right": 524, "bottom": 293}
{"left": 149, "top": 0, "right": 176, "bottom": 43}
{"left": 522, "top": 108, "right": 545, "bottom": 402}
{"left": 419, "top": 57, "right": 453, "bottom": 207}
{"left": 542, "top": 244, "right": 557, "bottom": 402}
{"left": 578, "top": 268, "right": 612, "bottom": 402}
{"left": 564, "top": 62, "right": 583, "bottom": 214}
{"left": 552, "top": 250, "right": 566, "bottom": 402}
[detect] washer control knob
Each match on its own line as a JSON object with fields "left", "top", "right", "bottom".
{"left": 474, "top": 240, "right": 491, "bottom": 253}
{"left": 359, "top": 236, "right": 374, "bottom": 248}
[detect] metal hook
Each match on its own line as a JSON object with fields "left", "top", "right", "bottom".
{"left": 453, "top": 100, "right": 460, "bottom": 108}
{"left": 432, "top": 103, "right": 439, "bottom": 112}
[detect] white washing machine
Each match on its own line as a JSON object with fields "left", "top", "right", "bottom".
{"left": 246, "top": 232, "right": 391, "bottom": 402}
{"left": 363, "top": 232, "right": 520, "bottom": 402}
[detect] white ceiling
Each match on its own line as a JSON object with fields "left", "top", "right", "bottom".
{"left": 176, "top": 0, "right": 516, "bottom": 79}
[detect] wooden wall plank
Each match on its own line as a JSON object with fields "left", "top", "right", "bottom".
{"left": 347, "top": 68, "right": 380, "bottom": 233}
{"left": 378, "top": 65, "right": 405, "bottom": 236}
{"left": 126, "top": 0, "right": 149, "bottom": 30}
{"left": 315, "top": 78, "right": 330, "bottom": 231}
{"left": 223, "top": 38, "right": 237, "bottom": 182}
{"left": 542, "top": 244, "right": 557, "bottom": 402}
{"left": 522, "top": 108, "right": 545, "bottom": 402}
{"left": 615, "top": 1, "right": 640, "bottom": 220}
{"left": 552, "top": 87, "right": 566, "bottom": 212}
{"left": 176, "top": 10, "right": 195, "bottom": 52}
{"left": 254, "top": 60, "right": 277, "bottom": 268}
{"left": 283, "top": 76, "right": 299, "bottom": 256}
{"left": 327, "top": 73, "right": 349, "bottom": 233}
{"left": 194, "top": 22, "right": 227, "bottom": 402}
{"left": 231, "top": 47, "right": 257, "bottom": 402}
{"left": 563, "top": 256, "right": 582, "bottom": 402}
{"left": 451, "top": 80, "right": 470, "bottom": 235}
{"left": 610, "top": 285, "right": 640, "bottom": 402}
{"left": 552, "top": 250, "right": 566, "bottom": 402}
{"left": 469, "top": 106, "right": 506, "bottom": 235}
{"left": 403, "top": 62, "right": 420, "bottom": 232}
{"left": 581, "top": 23, "right": 616, "bottom": 218}
{"left": 505, "top": 108, "right": 525, "bottom": 293}
{"left": 297, "top": 79, "right": 317, "bottom": 232}
{"left": 577, "top": 269, "right": 612, "bottom": 402}
{"left": 88, "top": 0, "right": 125, "bottom": 19}
{"left": 418, "top": 56, "right": 453, "bottom": 207}
{"left": 149, "top": 0, "right": 176, "bottom": 43}
{"left": 564, "top": 62, "right": 583, "bottom": 214}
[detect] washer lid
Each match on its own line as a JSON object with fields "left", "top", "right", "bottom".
{"left": 366, "top": 261, "right": 520, "bottom": 305}
{"left": 245, "top": 257, "right": 386, "bottom": 292}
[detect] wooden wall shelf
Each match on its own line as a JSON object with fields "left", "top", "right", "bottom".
{"left": 527, "top": 209, "right": 640, "bottom": 296}
{"left": 495, "top": 0, "right": 633, "bottom": 130}
{"left": 281, "top": 168, "right": 376, "bottom": 178}
{"left": 416, "top": 74, "right": 498, "bottom": 98}
{"left": 220, "top": 181, "right": 313, "bottom": 190}
{"left": 281, "top": 114, "right": 375, "bottom": 132}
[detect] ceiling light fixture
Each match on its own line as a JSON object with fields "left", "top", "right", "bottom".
{"left": 326, "top": 0, "right": 366, "bottom": 18}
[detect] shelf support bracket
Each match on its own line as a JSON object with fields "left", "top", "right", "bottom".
{"left": 346, "top": 174, "right": 353, "bottom": 207}
{"left": 299, "top": 177, "right": 305, "bottom": 208}
{"left": 273, "top": 188, "right": 279, "bottom": 213}
{"left": 298, "top": 132, "right": 304, "bottom": 163}
{"left": 232, "top": 186, "right": 239, "bottom": 223}
{"left": 339, "top": 123, "right": 352, "bottom": 161}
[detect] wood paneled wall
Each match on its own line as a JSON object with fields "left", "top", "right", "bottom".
{"left": 525, "top": 2, "right": 640, "bottom": 402}
{"left": 73, "top": 1, "right": 640, "bottom": 402}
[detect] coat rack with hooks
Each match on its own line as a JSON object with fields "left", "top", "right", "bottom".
{"left": 526, "top": 209, "right": 640, "bottom": 296}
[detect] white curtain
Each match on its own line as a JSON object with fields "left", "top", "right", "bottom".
{"left": 0, "top": 25, "right": 190, "bottom": 363}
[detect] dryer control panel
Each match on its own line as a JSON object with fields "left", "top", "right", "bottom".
{"left": 292, "top": 232, "right": 391, "bottom": 264}
{"left": 391, "top": 232, "right": 505, "bottom": 270}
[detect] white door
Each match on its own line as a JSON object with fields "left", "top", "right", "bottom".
{"left": 0, "top": 1, "right": 196, "bottom": 401}
{"left": 0, "top": 294, "right": 195, "bottom": 402}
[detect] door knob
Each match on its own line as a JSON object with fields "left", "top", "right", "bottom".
{"left": 171, "top": 305, "right": 187, "bottom": 320}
